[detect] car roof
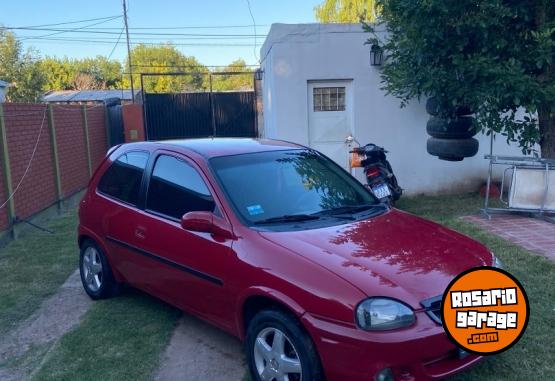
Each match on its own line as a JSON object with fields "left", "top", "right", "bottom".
{"left": 153, "top": 138, "right": 306, "bottom": 158}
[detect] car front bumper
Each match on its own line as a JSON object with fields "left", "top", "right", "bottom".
{"left": 301, "top": 311, "right": 483, "bottom": 381}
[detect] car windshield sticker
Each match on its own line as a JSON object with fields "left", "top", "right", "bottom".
{"left": 246, "top": 204, "right": 264, "bottom": 216}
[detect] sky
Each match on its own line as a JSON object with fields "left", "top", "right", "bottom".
{"left": 1, "top": 0, "right": 322, "bottom": 66}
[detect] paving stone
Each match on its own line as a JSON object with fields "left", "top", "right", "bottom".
{"left": 463, "top": 215, "right": 555, "bottom": 262}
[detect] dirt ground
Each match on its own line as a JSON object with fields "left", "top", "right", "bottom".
{"left": 0, "top": 269, "right": 247, "bottom": 381}
{"left": 0, "top": 270, "right": 92, "bottom": 381}
{"left": 154, "top": 314, "right": 246, "bottom": 381}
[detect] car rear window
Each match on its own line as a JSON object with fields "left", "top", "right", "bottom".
{"left": 97, "top": 151, "right": 149, "bottom": 206}
{"left": 146, "top": 155, "right": 215, "bottom": 220}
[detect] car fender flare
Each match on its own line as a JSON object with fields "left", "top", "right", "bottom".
{"left": 235, "top": 286, "right": 306, "bottom": 339}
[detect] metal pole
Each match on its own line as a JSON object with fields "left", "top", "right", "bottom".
{"left": 483, "top": 131, "right": 494, "bottom": 218}
{"left": 122, "top": 0, "right": 135, "bottom": 103}
{"left": 140, "top": 74, "right": 148, "bottom": 140}
{"left": 209, "top": 73, "right": 216, "bottom": 136}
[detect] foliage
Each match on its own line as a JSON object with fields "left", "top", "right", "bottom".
{"left": 123, "top": 44, "right": 208, "bottom": 93}
{"left": 0, "top": 30, "right": 45, "bottom": 102}
{"left": 40, "top": 56, "right": 123, "bottom": 91}
{"left": 210, "top": 59, "right": 253, "bottom": 92}
{"left": 1, "top": 30, "right": 253, "bottom": 100}
{"left": 366, "top": 1, "right": 555, "bottom": 156}
{"left": 315, "top": 0, "right": 377, "bottom": 23}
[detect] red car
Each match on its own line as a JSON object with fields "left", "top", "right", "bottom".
{"left": 78, "top": 138, "right": 499, "bottom": 381}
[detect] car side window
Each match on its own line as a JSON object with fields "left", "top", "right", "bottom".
{"left": 97, "top": 151, "right": 149, "bottom": 206}
{"left": 146, "top": 155, "right": 215, "bottom": 220}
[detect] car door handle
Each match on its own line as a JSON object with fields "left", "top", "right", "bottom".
{"left": 134, "top": 227, "right": 146, "bottom": 240}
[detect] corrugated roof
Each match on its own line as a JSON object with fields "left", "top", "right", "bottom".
{"left": 42, "top": 89, "right": 138, "bottom": 102}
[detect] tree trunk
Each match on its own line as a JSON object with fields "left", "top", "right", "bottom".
{"left": 538, "top": 106, "right": 555, "bottom": 158}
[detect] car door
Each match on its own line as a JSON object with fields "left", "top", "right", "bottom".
{"left": 96, "top": 150, "right": 153, "bottom": 289}
{"left": 128, "top": 151, "right": 237, "bottom": 331}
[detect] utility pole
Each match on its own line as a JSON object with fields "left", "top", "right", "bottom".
{"left": 122, "top": 0, "right": 135, "bottom": 103}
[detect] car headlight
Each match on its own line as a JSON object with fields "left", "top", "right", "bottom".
{"left": 355, "top": 297, "right": 415, "bottom": 331}
{"left": 492, "top": 254, "right": 503, "bottom": 269}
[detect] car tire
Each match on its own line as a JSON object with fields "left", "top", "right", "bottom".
{"left": 455, "top": 105, "right": 473, "bottom": 117}
{"left": 426, "top": 117, "right": 478, "bottom": 139}
{"left": 425, "top": 97, "right": 441, "bottom": 116}
{"left": 79, "top": 239, "right": 119, "bottom": 300}
{"left": 246, "top": 309, "right": 323, "bottom": 381}
{"left": 427, "top": 137, "right": 479, "bottom": 161}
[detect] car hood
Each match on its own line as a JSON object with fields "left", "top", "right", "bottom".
{"left": 258, "top": 208, "right": 493, "bottom": 309}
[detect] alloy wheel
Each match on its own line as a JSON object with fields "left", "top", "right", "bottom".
{"left": 253, "top": 327, "right": 302, "bottom": 381}
{"left": 82, "top": 246, "right": 103, "bottom": 292}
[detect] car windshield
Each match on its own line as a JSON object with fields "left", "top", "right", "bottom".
{"left": 210, "top": 149, "right": 379, "bottom": 225}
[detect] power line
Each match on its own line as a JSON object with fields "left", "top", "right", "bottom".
{"left": 245, "top": 0, "right": 259, "bottom": 63}
{"left": 15, "top": 25, "right": 271, "bottom": 31}
{"left": 131, "top": 64, "right": 259, "bottom": 68}
{"left": 122, "top": 0, "right": 135, "bottom": 103}
{"left": 6, "top": 27, "right": 263, "bottom": 37}
{"left": 9, "top": 15, "right": 123, "bottom": 29}
{"left": 18, "top": 16, "right": 122, "bottom": 41}
{"left": 85, "top": 25, "right": 270, "bottom": 30}
{"left": 17, "top": 37, "right": 263, "bottom": 47}
{"left": 107, "top": 28, "right": 125, "bottom": 60}
{"left": 17, "top": 34, "right": 266, "bottom": 41}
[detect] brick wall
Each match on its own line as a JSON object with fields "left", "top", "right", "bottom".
{"left": 87, "top": 107, "right": 108, "bottom": 169}
{"left": 0, "top": 103, "right": 108, "bottom": 231}
{"left": 53, "top": 105, "right": 89, "bottom": 197}
{"left": 3, "top": 104, "right": 57, "bottom": 220}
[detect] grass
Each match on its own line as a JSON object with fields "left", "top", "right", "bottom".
{"left": 31, "top": 288, "right": 180, "bottom": 381}
{"left": 397, "top": 194, "right": 555, "bottom": 380}
{"left": 3, "top": 194, "right": 553, "bottom": 380}
{"left": 0, "top": 210, "right": 79, "bottom": 336}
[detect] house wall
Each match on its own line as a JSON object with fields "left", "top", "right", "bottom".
{"left": 260, "top": 24, "right": 524, "bottom": 195}
{"left": 0, "top": 103, "right": 108, "bottom": 233}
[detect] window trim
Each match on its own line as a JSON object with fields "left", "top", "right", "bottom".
{"left": 142, "top": 150, "right": 222, "bottom": 223}
{"left": 96, "top": 149, "right": 150, "bottom": 208}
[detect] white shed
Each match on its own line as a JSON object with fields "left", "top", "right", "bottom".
{"left": 259, "top": 23, "right": 522, "bottom": 195}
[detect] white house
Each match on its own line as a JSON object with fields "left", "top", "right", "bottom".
{"left": 259, "top": 23, "right": 522, "bottom": 195}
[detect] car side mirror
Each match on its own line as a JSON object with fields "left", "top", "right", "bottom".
{"left": 181, "top": 211, "right": 234, "bottom": 240}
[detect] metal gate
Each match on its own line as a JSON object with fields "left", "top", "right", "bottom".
{"left": 141, "top": 72, "right": 257, "bottom": 140}
{"left": 105, "top": 98, "right": 125, "bottom": 147}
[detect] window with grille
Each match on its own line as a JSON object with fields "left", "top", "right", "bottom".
{"left": 313, "top": 87, "right": 346, "bottom": 112}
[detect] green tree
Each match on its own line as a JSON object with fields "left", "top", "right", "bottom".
{"left": 123, "top": 44, "right": 207, "bottom": 93}
{"left": 315, "top": 0, "right": 377, "bottom": 23}
{"left": 0, "top": 30, "right": 45, "bottom": 102}
{"left": 211, "top": 59, "right": 253, "bottom": 91}
{"left": 40, "top": 56, "right": 123, "bottom": 91}
{"left": 367, "top": 1, "right": 555, "bottom": 157}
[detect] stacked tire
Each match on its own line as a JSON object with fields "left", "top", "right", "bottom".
{"left": 425, "top": 98, "right": 479, "bottom": 161}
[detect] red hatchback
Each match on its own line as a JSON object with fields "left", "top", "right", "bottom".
{"left": 78, "top": 138, "right": 498, "bottom": 381}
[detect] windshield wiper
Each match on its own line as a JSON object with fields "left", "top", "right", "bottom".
{"left": 314, "top": 204, "right": 386, "bottom": 217}
{"left": 253, "top": 214, "right": 321, "bottom": 225}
